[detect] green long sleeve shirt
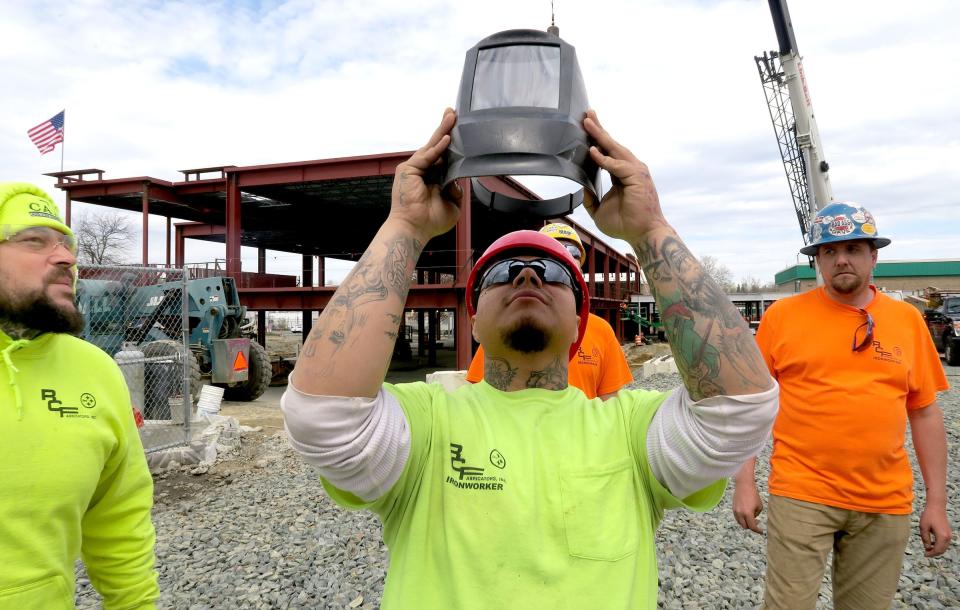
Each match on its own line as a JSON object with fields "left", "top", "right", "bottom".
{"left": 0, "top": 330, "right": 158, "bottom": 609}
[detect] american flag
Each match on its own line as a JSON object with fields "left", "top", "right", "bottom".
{"left": 27, "top": 110, "right": 65, "bottom": 155}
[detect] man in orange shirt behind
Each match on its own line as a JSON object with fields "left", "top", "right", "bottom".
{"left": 466, "top": 223, "right": 633, "bottom": 400}
{"left": 732, "top": 202, "right": 952, "bottom": 609}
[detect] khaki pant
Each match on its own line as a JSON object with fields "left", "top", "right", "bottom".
{"left": 763, "top": 495, "right": 911, "bottom": 610}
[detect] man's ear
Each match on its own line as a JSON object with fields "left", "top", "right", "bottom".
{"left": 570, "top": 311, "right": 581, "bottom": 344}
{"left": 470, "top": 314, "right": 480, "bottom": 343}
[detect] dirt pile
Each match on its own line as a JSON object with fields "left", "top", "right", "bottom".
{"left": 621, "top": 342, "right": 673, "bottom": 369}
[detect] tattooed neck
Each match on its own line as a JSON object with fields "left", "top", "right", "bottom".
{"left": 484, "top": 354, "right": 568, "bottom": 392}
{"left": 525, "top": 355, "right": 567, "bottom": 390}
{"left": 484, "top": 356, "right": 518, "bottom": 390}
{"left": 0, "top": 320, "right": 40, "bottom": 341}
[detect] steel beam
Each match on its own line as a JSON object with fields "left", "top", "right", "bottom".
{"left": 231, "top": 152, "right": 411, "bottom": 188}
{"left": 239, "top": 285, "right": 459, "bottom": 311}
{"left": 141, "top": 184, "right": 149, "bottom": 265}
{"left": 225, "top": 173, "right": 242, "bottom": 279}
{"left": 455, "top": 178, "right": 474, "bottom": 369}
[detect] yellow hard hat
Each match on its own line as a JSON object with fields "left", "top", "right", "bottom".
{"left": 539, "top": 223, "right": 585, "bottom": 267}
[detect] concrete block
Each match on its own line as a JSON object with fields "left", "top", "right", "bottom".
{"left": 425, "top": 370, "right": 469, "bottom": 391}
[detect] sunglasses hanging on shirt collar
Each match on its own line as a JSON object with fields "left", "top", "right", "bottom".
{"left": 443, "top": 26, "right": 600, "bottom": 217}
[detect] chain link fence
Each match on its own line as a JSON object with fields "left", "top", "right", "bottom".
{"left": 77, "top": 264, "right": 194, "bottom": 453}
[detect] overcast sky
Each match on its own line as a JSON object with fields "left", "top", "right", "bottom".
{"left": 3, "top": 0, "right": 958, "bottom": 286}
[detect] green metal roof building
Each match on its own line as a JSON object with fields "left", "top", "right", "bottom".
{"left": 775, "top": 260, "right": 960, "bottom": 294}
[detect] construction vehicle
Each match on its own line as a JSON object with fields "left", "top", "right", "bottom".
{"left": 925, "top": 292, "right": 960, "bottom": 366}
{"left": 619, "top": 302, "right": 664, "bottom": 341}
{"left": 756, "top": 0, "right": 833, "bottom": 270}
{"left": 76, "top": 273, "right": 272, "bottom": 404}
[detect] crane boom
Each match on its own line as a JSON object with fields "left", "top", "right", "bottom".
{"left": 756, "top": 0, "right": 833, "bottom": 247}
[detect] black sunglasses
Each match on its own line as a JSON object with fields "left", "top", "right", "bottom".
{"left": 475, "top": 258, "right": 580, "bottom": 304}
{"left": 853, "top": 310, "right": 875, "bottom": 352}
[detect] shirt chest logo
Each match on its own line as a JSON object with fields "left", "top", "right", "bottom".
{"left": 576, "top": 346, "right": 601, "bottom": 366}
{"left": 446, "top": 443, "right": 507, "bottom": 492}
{"left": 43, "top": 388, "right": 98, "bottom": 420}
{"left": 870, "top": 340, "right": 903, "bottom": 365}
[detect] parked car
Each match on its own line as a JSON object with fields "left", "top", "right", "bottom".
{"left": 925, "top": 294, "right": 960, "bottom": 366}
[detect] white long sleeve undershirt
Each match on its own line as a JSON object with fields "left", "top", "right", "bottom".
{"left": 282, "top": 379, "right": 778, "bottom": 501}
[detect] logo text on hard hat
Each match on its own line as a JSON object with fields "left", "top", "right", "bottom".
{"left": 28, "top": 201, "right": 55, "bottom": 214}
{"left": 828, "top": 216, "right": 854, "bottom": 237}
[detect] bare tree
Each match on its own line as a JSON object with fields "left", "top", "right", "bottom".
{"left": 73, "top": 210, "right": 135, "bottom": 265}
{"left": 733, "top": 276, "right": 776, "bottom": 293}
{"left": 699, "top": 255, "right": 734, "bottom": 291}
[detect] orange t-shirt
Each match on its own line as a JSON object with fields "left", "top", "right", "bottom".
{"left": 465, "top": 313, "right": 634, "bottom": 400}
{"left": 756, "top": 286, "right": 949, "bottom": 514}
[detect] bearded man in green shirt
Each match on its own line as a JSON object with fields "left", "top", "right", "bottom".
{"left": 0, "top": 183, "right": 158, "bottom": 609}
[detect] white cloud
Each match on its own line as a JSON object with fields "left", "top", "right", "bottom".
{"left": 3, "top": 0, "right": 958, "bottom": 286}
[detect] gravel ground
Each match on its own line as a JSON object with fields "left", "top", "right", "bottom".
{"left": 76, "top": 364, "right": 959, "bottom": 609}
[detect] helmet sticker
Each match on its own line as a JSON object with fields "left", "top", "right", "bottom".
{"left": 828, "top": 215, "right": 855, "bottom": 236}
{"left": 811, "top": 223, "right": 823, "bottom": 241}
{"left": 861, "top": 223, "right": 877, "bottom": 235}
{"left": 851, "top": 210, "right": 867, "bottom": 223}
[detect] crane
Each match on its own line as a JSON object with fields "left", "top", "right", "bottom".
{"left": 755, "top": 0, "right": 833, "bottom": 252}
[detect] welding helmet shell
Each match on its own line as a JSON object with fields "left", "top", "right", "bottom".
{"left": 444, "top": 29, "right": 599, "bottom": 217}
{"left": 800, "top": 202, "right": 891, "bottom": 256}
{"left": 467, "top": 230, "right": 590, "bottom": 360}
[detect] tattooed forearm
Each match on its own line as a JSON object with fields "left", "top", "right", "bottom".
{"left": 384, "top": 312, "right": 402, "bottom": 341}
{"left": 485, "top": 357, "right": 518, "bottom": 391}
{"left": 525, "top": 356, "right": 567, "bottom": 391}
{"left": 298, "top": 231, "right": 421, "bottom": 379}
{"left": 384, "top": 236, "right": 424, "bottom": 296}
{"left": 635, "top": 241, "right": 673, "bottom": 282}
{"left": 633, "top": 231, "right": 770, "bottom": 400}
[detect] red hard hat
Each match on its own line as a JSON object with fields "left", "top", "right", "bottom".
{"left": 466, "top": 230, "right": 590, "bottom": 360}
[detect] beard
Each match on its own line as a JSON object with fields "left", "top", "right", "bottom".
{"left": 501, "top": 316, "right": 550, "bottom": 354}
{"left": 0, "top": 281, "right": 85, "bottom": 337}
{"left": 829, "top": 271, "right": 868, "bottom": 295}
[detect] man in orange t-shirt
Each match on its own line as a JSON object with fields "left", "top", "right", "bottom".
{"left": 731, "top": 202, "right": 951, "bottom": 609}
{"left": 466, "top": 224, "right": 633, "bottom": 400}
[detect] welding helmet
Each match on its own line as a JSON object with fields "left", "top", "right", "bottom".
{"left": 444, "top": 29, "right": 599, "bottom": 217}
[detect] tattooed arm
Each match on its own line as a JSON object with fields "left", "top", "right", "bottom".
{"left": 582, "top": 111, "right": 772, "bottom": 400}
{"left": 291, "top": 109, "right": 463, "bottom": 398}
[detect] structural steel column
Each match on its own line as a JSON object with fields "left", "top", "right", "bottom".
{"left": 258, "top": 311, "right": 266, "bottom": 348}
{"left": 604, "top": 251, "right": 611, "bottom": 299}
{"left": 174, "top": 225, "right": 185, "bottom": 267}
{"left": 141, "top": 184, "right": 149, "bottom": 265}
{"left": 64, "top": 192, "right": 71, "bottom": 227}
{"left": 317, "top": 256, "right": 325, "bottom": 287}
{"left": 257, "top": 247, "right": 267, "bottom": 347}
{"left": 417, "top": 311, "right": 426, "bottom": 357}
{"left": 454, "top": 179, "right": 473, "bottom": 370}
{"left": 428, "top": 309, "right": 438, "bottom": 366}
{"left": 166, "top": 216, "right": 172, "bottom": 267}
{"left": 225, "top": 173, "right": 242, "bottom": 281}
{"left": 588, "top": 243, "right": 596, "bottom": 298}
{"left": 302, "top": 254, "right": 314, "bottom": 338}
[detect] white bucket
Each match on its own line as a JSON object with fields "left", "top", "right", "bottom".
{"left": 196, "top": 384, "right": 225, "bottom": 419}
